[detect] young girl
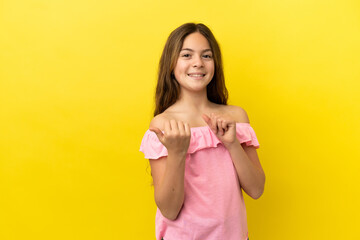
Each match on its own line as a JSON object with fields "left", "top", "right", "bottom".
{"left": 140, "top": 22, "right": 265, "bottom": 240}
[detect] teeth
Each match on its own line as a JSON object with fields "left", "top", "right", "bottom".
{"left": 188, "top": 74, "right": 204, "bottom": 77}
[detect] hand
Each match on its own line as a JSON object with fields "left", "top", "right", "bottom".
{"left": 202, "top": 113, "right": 238, "bottom": 149}
{"left": 149, "top": 120, "right": 191, "bottom": 157}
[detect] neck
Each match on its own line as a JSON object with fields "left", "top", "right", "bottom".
{"left": 174, "top": 88, "right": 212, "bottom": 113}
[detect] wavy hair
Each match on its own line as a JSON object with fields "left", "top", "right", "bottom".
{"left": 154, "top": 23, "right": 228, "bottom": 116}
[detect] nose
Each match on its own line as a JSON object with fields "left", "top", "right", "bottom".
{"left": 192, "top": 54, "right": 204, "bottom": 68}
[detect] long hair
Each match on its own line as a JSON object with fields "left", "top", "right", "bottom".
{"left": 154, "top": 23, "right": 228, "bottom": 116}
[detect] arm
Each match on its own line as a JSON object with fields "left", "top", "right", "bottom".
{"left": 148, "top": 118, "right": 190, "bottom": 220}
{"left": 226, "top": 141, "right": 265, "bottom": 199}
{"left": 149, "top": 152, "right": 186, "bottom": 220}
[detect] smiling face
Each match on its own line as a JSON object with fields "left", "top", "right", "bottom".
{"left": 173, "top": 32, "right": 215, "bottom": 94}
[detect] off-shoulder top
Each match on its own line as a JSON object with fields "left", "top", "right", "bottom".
{"left": 140, "top": 123, "right": 260, "bottom": 240}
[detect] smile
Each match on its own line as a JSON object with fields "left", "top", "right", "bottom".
{"left": 187, "top": 74, "right": 205, "bottom": 78}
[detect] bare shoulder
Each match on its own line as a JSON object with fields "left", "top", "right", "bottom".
{"left": 149, "top": 112, "right": 171, "bottom": 131}
{"left": 224, "top": 105, "right": 250, "bottom": 123}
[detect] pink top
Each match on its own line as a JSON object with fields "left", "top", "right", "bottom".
{"left": 140, "top": 123, "right": 260, "bottom": 240}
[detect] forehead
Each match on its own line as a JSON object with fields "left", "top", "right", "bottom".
{"left": 181, "top": 32, "right": 211, "bottom": 51}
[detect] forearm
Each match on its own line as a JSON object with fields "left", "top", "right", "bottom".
{"left": 226, "top": 140, "right": 265, "bottom": 199}
{"left": 155, "top": 152, "right": 186, "bottom": 220}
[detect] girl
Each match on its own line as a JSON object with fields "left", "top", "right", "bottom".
{"left": 140, "top": 22, "right": 265, "bottom": 240}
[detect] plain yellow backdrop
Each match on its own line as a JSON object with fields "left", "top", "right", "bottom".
{"left": 1, "top": 0, "right": 359, "bottom": 239}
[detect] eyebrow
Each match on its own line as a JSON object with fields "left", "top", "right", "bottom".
{"left": 180, "top": 48, "right": 212, "bottom": 53}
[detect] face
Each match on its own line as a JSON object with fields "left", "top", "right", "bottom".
{"left": 173, "top": 32, "right": 215, "bottom": 93}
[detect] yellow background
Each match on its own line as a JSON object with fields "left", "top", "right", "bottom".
{"left": 1, "top": 0, "right": 359, "bottom": 239}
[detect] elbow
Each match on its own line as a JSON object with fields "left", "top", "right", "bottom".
{"left": 155, "top": 197, "right": 184, "bottom": 221}
{"left": 159, "top": 205, "right": 183, "bottom": 221}
{"left": 251, "top": 175, "right": 266, "bottom": 200}
{"left": 163, "top": 210, "right": 180, "bottom": 221}
{"left": 251, "top": 187, "right": 264, "bottom": 199}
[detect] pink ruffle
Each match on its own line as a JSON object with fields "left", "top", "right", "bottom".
{"left": 139, "top": 123, "right": 260, "bottom": 159}
{"left": 235, "top": 123, "right": 260, "bottom": 148}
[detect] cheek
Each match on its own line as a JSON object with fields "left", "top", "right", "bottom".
{"left": 208, "top": 62, "right": 215, "bottom": 71}
{"left": 174, "top": 63, "right": 187, "bottom": 76}
{"left": 207, "top": 63, "right": 215, "bottom": 76}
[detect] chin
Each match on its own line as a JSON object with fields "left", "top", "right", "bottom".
{"left": 184, "top": 85, "right": 208, "bottom": 92}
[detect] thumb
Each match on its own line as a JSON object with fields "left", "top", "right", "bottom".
{"left": 149, "top": 127, "right": 164, "bottom": 141}
{"left": 202, "top": 113, "right": 211, "bottom": 126}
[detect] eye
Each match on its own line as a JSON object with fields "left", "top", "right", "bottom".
{"left": 203, "top": 55, "right": 212, "bottom": 58}
{"left": 182, "top": 54, "right": 191, "bottom": 57}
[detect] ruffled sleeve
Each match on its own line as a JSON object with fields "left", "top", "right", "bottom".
{"left": 235, "top": 123, "right": 260, "bottom": 149}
